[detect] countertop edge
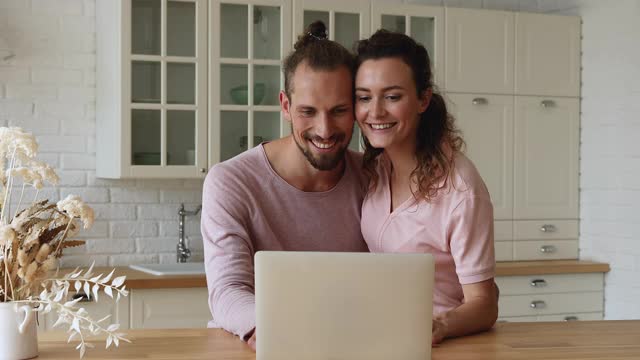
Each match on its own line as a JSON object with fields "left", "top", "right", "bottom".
{"left": 496, "top": 260, "right": 610, "bottom": 276}
{"left": 64, "top": 260, "right": 610, "bottom": 289}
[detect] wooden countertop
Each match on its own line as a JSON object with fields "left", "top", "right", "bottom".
{"left": 495, "top": 260, "right": 610, "bottom": 276}
{"left": 81, "top": 260, "right": 609, "bottom": 289}
{"left": 93, "top": 267, "right": 208, "bottom": 289}
{"left": 36, "top": 320, "right": 640, "bottom": 359}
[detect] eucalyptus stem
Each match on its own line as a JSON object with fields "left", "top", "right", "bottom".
{"left": 14, "top": 183, "right": 26, "bottom": 219}
{"left": 1, "top": 147, "right": 17, "bottom": 224}
{"left": 53, "top": 219, "right": 74, "bottom": 256}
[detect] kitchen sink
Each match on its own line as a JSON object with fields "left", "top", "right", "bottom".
{"left": 129, "top": 262, "right": 205, "bottom": 276}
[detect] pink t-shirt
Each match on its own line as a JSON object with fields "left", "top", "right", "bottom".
{"left": 361, "top": 153, "right": 495, "bottom": 315}
{"left": 202, "top": 144, "right": 369, "bottom": 340}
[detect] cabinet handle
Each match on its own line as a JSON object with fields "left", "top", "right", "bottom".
{"left": 564, "top": 316, "right": 579, "bottom": 321}
{"left": 540, "top": 245, "right": 557, "bottom": 254}
{"left": 540, "top": 100, "right": 556, "bottom": 108}
{"left": 530, "top": 279, "right": 547, "bottom": 288}
{"left": 71, "top": 292, "right": 92, "bottom": 303}
{"left": 530, "top": 300, "right": 546, "bottom": 309}
{"left": 540, "top": 224, "right": 557, "bottom": 233}
{"left": 200, "top": 168, "right": 207, "bottom": 173}
{"left": 472, "top": 97, "right": 488, "bottom": 105}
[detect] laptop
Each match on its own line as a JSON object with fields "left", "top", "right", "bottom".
{"left": 255, "top": 251, "right": 435, "bottom": 360}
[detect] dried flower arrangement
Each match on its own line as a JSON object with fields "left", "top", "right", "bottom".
{"left": 0, "top": 127, "right": 129, "bottom": 358}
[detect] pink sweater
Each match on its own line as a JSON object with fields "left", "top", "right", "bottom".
{"left": 361, "top": 153, "right": 495, "bottom": 315}
{"left": 202, "top": 145, "right": 369, "bottom": 340}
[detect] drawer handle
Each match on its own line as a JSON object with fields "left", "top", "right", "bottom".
{"left": 530, "top": 300, "right": 546, "bottom": 309}
{"left": 540, "top": 224, "right": 557, "bottom": 233}
{"left": 530, "top": 279, "right": 547, "bottom": 288}
{"left": 472, "top": 97, "right": 488, "bottom": 105}
{"left": 540, "top": 245, "right": 557, "bottom": 254}
{"left": 71, "top": 292, "right": 92, "bottom": 303}
{"left": 540, "top": 100, "right": 556, "bottom": 108}
{"left": 564, "top": 316, "right": 579, "bottom": 321}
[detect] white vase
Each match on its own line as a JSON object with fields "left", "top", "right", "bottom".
{"left": 0, "top": 302, "right": 38, "bottom": 360}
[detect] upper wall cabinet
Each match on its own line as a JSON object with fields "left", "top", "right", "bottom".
{"left": 293, "top": 0, "right": 369, "bottom": 152}
{"left": 444, "top": 8, "right": 514, "bottom": 94}
{"left": 515, "top": 13, "right": 581, "bottom": 97}
{"left": 209, "top": 0, "right": 291, "bottom": 165}
{"left": 371, "top": 2, "right": 444, "bottom": 88}
{"left": 97, "top": 0, "right": 209, "bottom": 178}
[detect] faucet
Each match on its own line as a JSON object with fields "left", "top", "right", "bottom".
{"left": 177, "top": 203, "right": 201, "bottom": 263}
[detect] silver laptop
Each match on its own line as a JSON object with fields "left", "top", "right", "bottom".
{"left": 255, "top": 251, "right": 434, "bottom": 360}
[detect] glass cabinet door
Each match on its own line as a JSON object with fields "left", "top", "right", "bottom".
{"left": 211, "top": 1, "right": 291, "bottom": 163}
{"left": 372, "top": 3, "right": 444, "bottom": 88}
{"left": 294, "top": 0, "right": 369, "bottom": 152}
{"left": 128, "top": 0, "right": 207, "bottom": 177}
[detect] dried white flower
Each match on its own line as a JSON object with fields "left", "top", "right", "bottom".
{"left": 35, "top": 161, "right": 59, "bottom": 185}
{"left": 0, "top": 127, "right": 38, "bottom": 160}
{"left": 57, "top": 195, "right": 95, "bottom": 229}
{"left": 0, "top": 224, "right": 16, "bottom": 247}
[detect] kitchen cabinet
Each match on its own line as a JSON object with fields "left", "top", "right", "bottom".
{"left": 445, "top": 10, "right": 580, "bottom": 261}
{"left": 494, "top": 220, "right": 514, "bottom": 261}
{"left": 452, "top": 95, "right": 580, "bottom": 220}
{"left": 97, "top": 0, "right": 209, "bottom": 178}
{"left": 444, "top": 10, "right": 580, "bottom": 97}
{"left": 38, "top": 288, "right": 209, "bottom": 332}
{"left": 293, "top": 0, "right": 369, "bottom": 152}
{"left": 496, "top": 273, "right": 604, "bottom": 322}
{"left": 514, "top": 96, "right": 579, "bottom": 219}
{"left": 38, "top": 292, "right": 130, "bottom": 332}
{"left": 371, "top": 2, "right": 444, "bottom": 88}
{"left": 444, "top": 8, "right": 514, "bottom": 94}
{"left": 209, "top": 0, "right": 292, "bottom": 164}
{"left": 97, "top": 0, "right": 582, "bottom": 232}
{"left": 448, "top": 94, "right": 514, "bottom": 220}
{"left": 515, "top": 13, "right": 581, "bottom": 97}
{"left": 511, "top": 219, "right": 579, "bottom": 261}
{"left": 129, "top": 288, "right": 210, "bottom": 328}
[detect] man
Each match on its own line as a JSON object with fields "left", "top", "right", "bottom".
{"left": 201, "top": 22, "right": 368, "bottom": 351}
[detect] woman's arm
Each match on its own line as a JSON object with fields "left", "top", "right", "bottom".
{"left": 432, "top": 278, "right": 498, "bottom": 344}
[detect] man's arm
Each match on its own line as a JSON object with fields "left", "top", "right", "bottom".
{"left": 202, "top": 167, "right": 257, "bottom": 341}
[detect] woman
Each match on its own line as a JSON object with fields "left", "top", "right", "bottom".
{"left": 354, "top": 30, "right": 498, "bottom": 344}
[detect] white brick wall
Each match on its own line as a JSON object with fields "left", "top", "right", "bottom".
{"left": 1, "top": 0, "right": 638, "bottom": 319}
{"left": 556, "top": 0, "right": 640, "bottom": 320}
{"left": 0, "top": 0, "right": 204, "bottom": 269}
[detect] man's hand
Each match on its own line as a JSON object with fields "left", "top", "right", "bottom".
{"left": 247, "top": 332, "right": 256, "bottom": 352}
{"left": 432, "top": 315, "right": 449, "bottom": 345}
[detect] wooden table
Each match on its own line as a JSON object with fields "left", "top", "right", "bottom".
{"left": 37, "top": 320, "right": 640, "bottom": 359}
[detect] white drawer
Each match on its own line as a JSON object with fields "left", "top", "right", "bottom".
{"left": 494, "top": 221, "right": 512, "bottom": 241}
{"left": 496, "top": 273, "right": 603, "bottom": 295}
{"left": 537, "top": 312, "right": 603, "bottom": 322}
{"left": 498, "top": 292, "right": 603, "bottom": 317}
{"left": 514, "top": 220, "right": 578, "bottom": 240}
{"left": 498, "top": 312, "right": 602, "bottom": 323}
{"left": 513, "top": 239, "right": 578, "bottom": 260}
{"left": 495, "top": 241, "right": 513, "bottom": 261}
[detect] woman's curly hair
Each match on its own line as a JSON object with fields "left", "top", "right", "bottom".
{"left": 355, "top": 30, "right": 464, "bottom": 201}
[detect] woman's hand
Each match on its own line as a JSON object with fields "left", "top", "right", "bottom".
{"left": 247, "top": 331, "right": 257, "bottom": 352}
{"left": 432, "top": 315, "right": 449, "bottom": 345}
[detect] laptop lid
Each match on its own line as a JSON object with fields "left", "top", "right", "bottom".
{"left": 255, "top": 251, "right": 434, "bottom": 360}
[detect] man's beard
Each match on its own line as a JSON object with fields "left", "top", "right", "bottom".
{"left": 293, "top": 130, "right": 349, "bottom": 171}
